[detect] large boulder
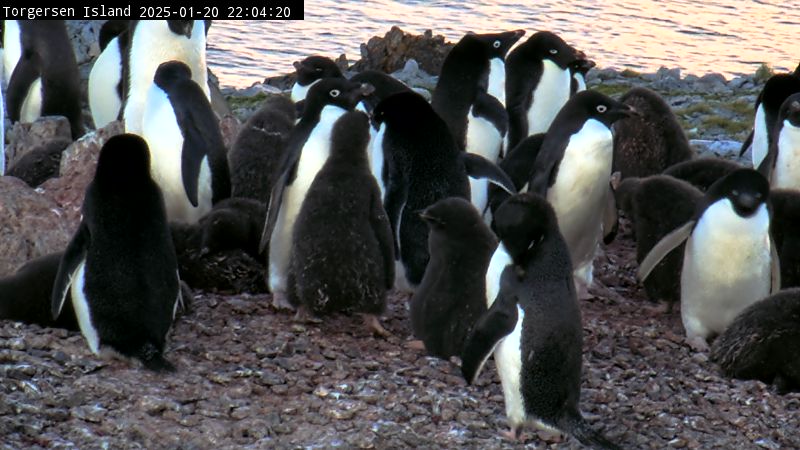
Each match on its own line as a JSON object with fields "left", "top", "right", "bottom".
{"left": 5, "top": 117, "right": 72, "bottom": 169}
{"left": 350, "top": 27, "right": 452, "bottom": 76}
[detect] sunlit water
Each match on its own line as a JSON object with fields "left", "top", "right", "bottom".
{"left": 206, "top": 1, "right": 799, "bottom": 89}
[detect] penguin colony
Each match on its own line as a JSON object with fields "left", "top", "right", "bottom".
{"left": 1, "top": 19, "right": 800, "bottom": 448}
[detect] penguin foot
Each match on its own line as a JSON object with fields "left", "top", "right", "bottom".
{"left": 587, "top": 280, "right": 624, "bottom": 303}
{"left": 501, "top": 427, "right": 524, "bottom": 442}
{"left": 686, "top": 335, "right": 710, "bottom": 352}
{"left": 177, "top": 281, "right": 194, "bottom": 316}
{"left": 362, "top": 314, "right": 390, "bottom": 337}
{"left": 293, "top": 306, "right": 322, "bottom": 324}
{"left": 406, "top": 339, "right": 426, "bottom": 351}
{"left": 271, "top": 292, "right": 295, "bottom": 311}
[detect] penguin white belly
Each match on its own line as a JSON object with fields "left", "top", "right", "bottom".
{"left": 125, "top": 20, "right": 208, "bottom": 134}
{"left": 20, "top": 78, "right": 43, "bottom": 123}
{"left": 527, "top": 61, "right": 571, "bottom": 135}
{"left": 3, "top": 20, "right": 21, "bottom": 86}
{"left": 681, "top": 201, "right": 771, "bottom": 340}
{"left": 466, "top": 108, "right": 503, "bottom": 216}
{"left": 752, "top": 105, "right": 768, "bottom": 168}
{"left": 573, "top": 73, "right": 587, "bottom": 93}
{"left": 547, "top": 119, "right": 613, "bottom": 281}
{"left": 488, "top": 58, "right": 506, "bottom": 106}
{"left": 772, "top": 121, "right": 800, "bottom": 189}
{"left": 89, "top": 37, "right": 123, "bottom": 129}
{"left": 142, "top": 86, "right": 212, "bottom": 223}
{"left": 70, "top": 260, "right": 101, "bottom": 355}
{"left": 291, "top": 79, "right": 321, "bottom": 103}
{"left": 268, "top": 105, "right": 345, "bottom": 293}
{"left": 369, "top": 122, "right": 387, "bottom": 199}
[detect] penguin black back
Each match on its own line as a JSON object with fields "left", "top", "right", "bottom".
{"left": 349, "top": 70, "right": 412, "bottom": 114}
{"left": 662, "top": 157, "right": 743, "bottom": 192}
{"left": 769, "top": 189, "right": 800, "bottom": 288}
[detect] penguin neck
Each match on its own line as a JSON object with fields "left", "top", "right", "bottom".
{"left": 528, "top": 59, "right": 571, "bottom": 135}
{"left": 487, "top": 57, "right": 506, "bottom": 106}
{"left": 291, "top": 78, "right": 321, "bottom": 103}
{"left": 303, "top": 103, "right": 347, "bottom": 128}
{"left": 773, "top": 120, "right": 800, "bottom": 189}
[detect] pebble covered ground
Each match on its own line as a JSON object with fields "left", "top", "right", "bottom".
{"left": 2, "top": 217, "right": 799, "bottom": 449}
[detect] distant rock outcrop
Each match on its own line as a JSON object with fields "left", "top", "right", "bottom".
{"left": 350, "top": 27, "right": 452, "bottom": 76}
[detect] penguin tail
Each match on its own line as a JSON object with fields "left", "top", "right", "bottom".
{"left": 138, "top": 342, "right": 176, "bottom": 373}
{"left": 556, "top": 409, "right": 621, "bottom": 450}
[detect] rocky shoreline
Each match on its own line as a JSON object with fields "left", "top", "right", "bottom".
{"left": 2, "top": 24, "right": 798, "bottom": 449}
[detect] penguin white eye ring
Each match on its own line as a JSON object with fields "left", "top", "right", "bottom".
{"left": 330, "top": 89, "right": 340, "bottom": 97}
{"left": 597, "top": 105, "right": 607, "bottom": 113}
{"left": 493, "top": 40, "right": 501, "bottom": 48}
{"left": 549, "top": 49, "right": 558, "bottom": 54}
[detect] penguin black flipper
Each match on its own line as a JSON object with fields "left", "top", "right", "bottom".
{"left": 51, "top": 222, "right": 90, "bottom": 319}
{"left": 557, "top": 409, "right": 622, "bottom": 450}
{"left": 738, "top": 130, "right": 754, "bottom": 157}
{"left": 6, "top": 50, "right": 40, "bottom": 120}
{"left": 460, "top": 152, "right": 516, "bottom": 195}
{"left": 529, "top": 138, "right": 568, "bottom": 197}
{"left": 771, "top": 238, "right": 781, "bottom": 294}
{"left": 473, "top": 91, "right": 509, "bottom": 141}
{"left": 505, "top": 69, "right": 538, "bottom": 149}
{"left": 460, "top": 292, "right": 518, "bottom": 385}
{"left": 488, "top": 134, "right": 545, "bottom": 216}
{"left": 637, "top": 220, "right": 695, "bottom": 282}
{"left": 603, "top": 183, "right": 619, "bottom": 245}
{"left": 369, "top": 189, "right": 396, "bottom": 290}
{"left": 259, "top": 137, "right": 305, "bottom": 253}
{"left": 383, "top": 167, "right": 410, "bottom": 256}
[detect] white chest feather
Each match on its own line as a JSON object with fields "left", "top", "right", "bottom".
{"left": 20, "top": 78, "right": 42, "bottom": 123}
{"left": 488, "top": 58, "right": 506, "bottom": 106}
{"left": 527, "top": 60, "right": 571, "bottom": 135}
{"left": 3, "top": 20, "right": 21, "bottom": 85}
{"left": 291, "top": 78, "right": 321, "bottom": 103}
{"left": 89, "top": 37, "right": 123, "bottom": 129}
{"left": 71, "top": 260, "right": 101, "bottom": 355}
{"left": 548, "top": 119, "right": 613, "bottom": 267}
{"left": 485, "top": 244, "right": 512, "bottom": 307}
{"left": 124, "top": 20, "right": 208, "bottom": 134}
{"left": 466, "top": 107, "right": 503, "bottom": 216}
{"left": 682, "top": 201, "right": 771, "bottom": 338}
{"left": 573, "top": 73, "right": 587, "bottom": 93}
{"left": 369, "top": 122, "right": 387, "bottom": 199}
{"left": 752, "top": 104, "right": 768, "bottom": 168}
{"left": 772, "top": 121, "right": 800, "bottom": 189}
{"left": 142, "top": 85, "right": 212, "bottom": 223}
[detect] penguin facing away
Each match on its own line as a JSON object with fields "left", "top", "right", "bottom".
{"left": 759, "top": 93, "right": 800, "bottom": 189}
{"left": 290, "top": 55, "right": 344, "bottom": 103}
{"left": 662, "top": 157, "right": 743, "bottom": 192}
{"left": 529, "top": 90, "right": 636, "bottom": 297}
{"left": 288, "top": 111, "right": 394, "bottom": 335}
{"left": 51, "top": 134, "right": 181, "bottom": 372}
{"left": 228, "top": 95, "right": 296, "bottom": 200}
{"left": 710, "top": 288, "right": 800, "bottom": 394}
{"left": 505, "top": 31, "right": 583, "bottom": 150}
{"left": 411, "top": 197, "right": 495, "bottom": 359}
{"left": 141, "top": 60, "right": 230, "bottom": 224}
{"left": 374, "top": 91, "right": 515, "bottom": 290}
{"left": 260, "top": 79, "right": 374, "bottom": 308}
{"left": 124, "top": 20, "right": 209, "bottom": 135}
{"left": 6, "top": 21, "right": 85, "bottom": 140}
{"left": 461, "top": 193, "right": 620, "bottom": 449}
{"left": 89, "top": 21, "right": 131, "bottom": 129}
{"left": 638, "top": 169, "right": 779, "bottom": 350}
{"left": 739, "top": 72, "right": 800, "bottom": 168}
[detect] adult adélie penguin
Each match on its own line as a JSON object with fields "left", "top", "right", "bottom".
{"left": 758, "top": 93, "right": 800, "bottom": 189}
{"left": 505, "top": 31, "right": 584, "bottom": 150}
{"left": 260, "top": 79, "right": 374, "bottom": 309}
{"left": 638, "top": 168, "right": 779, "bottom": 351}
{"left": 529, "top": 90, "right": 636, "bottom": 298}
{"left": 290, "top": 55, "right": 344, "bottom": 103}
{"left": 461, "top": 193, "right": 620, "bottom": 449}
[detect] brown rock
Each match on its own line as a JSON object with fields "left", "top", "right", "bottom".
{"left": 350, "top": 27, "right": 452, "bottom": 76}
{"left": 5, "top": 117, "right": 72, "bottom": 169}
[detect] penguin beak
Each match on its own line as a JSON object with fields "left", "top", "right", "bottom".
{"left": 293, "top": 61, "right": 304, "bottom": 71}
{"left": 620, "top": 105, "right": 641, "bottom": 118}
{"left": 734, "top": 192, "right": 759, "bottom": 216}
{"left": 179, "top": 22, "right": 193, "bottom": 39}
{"left": 513, "top": 29, "right": 526, "bottom": 38}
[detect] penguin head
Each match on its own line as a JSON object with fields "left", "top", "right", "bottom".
{"left": 779, "top": 93, "right": 800, "bottom": 128}
{"left": 420, "top": 197, "right": 487, "bottom": 238}
{"left": 153, "top": 60, "right": 192, "bottom": 92}
{"left": 493, "top": 193, "right": 559, "bottom": 267}
{"left": 470, "top": 29, "right": 526, "bottom": 59}
{"left": 304, "top": 78, "right": 375, "bottom": 117}
{"left": 569, "top": 90, "right": 638, "bottom": 128}
{"left": 706, "top": 168, "right": 769, "bottom": 218}
{"left": 373, "top": 91, "right": 439, "bottom": 131}
{"left": 520, "top": 31, "right": 583, "bottom": 69}
{"left": 167, "top": 20, "right": 194, "bottom": 39}
{"left": 330, "top": 111, "right": 371, "bottom": 160}
{"left": 94, "top": 134, "right": 152, "bottom": 186}
{"left": 762, "top": 74, "right": 800, "bottom": 113}
{"left": 293, "top": 56, "right": 344, "bottom": 86}
{"left": 570, "top": 58, "right": 596, "bottom": 76}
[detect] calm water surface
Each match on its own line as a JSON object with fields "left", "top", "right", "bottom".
{"left": 206, "top": 1, "right": 799, "bottom": 88}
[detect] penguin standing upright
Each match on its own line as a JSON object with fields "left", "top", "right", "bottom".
{"left": 411, "top": 197, "right": 495, "bottom": 359}
{"left": 505, "top": 31, "right": 583, "bottom": 150}
{"left": 432, "top": 30, "right": 523, "bottom": 215}
{"left": 461, "top": 193, "right": 619, "bottom": 449}
{"left": 51, "top": 134, "right": 181, "bottom": 371}
{"left": 89, "top": 20, "right": 131, "bottom": 129}
{"left": 228, "top": 95, "right": 296, "bottom": 200}
{"left": 289, "top": 111, "right": 394, "bottom": 335}
{"left": 141, "top": 61, "right": 230, "bottom": 224}
{"left": 6, "top": 21, "right": 84, "bottom": 139}
{"left": 759, "top": 93, "right": 800, "bottom": 189}
{"left": 739, "top": 71, "right": 800, "bottom": 168}
{"left": 638, "top": 169, "right": 779, "bottom": 350}
{"left": 290, "top": 55, "right": 344, "bottom": 103}
{"left": 260, "top": 79, "right": 373, "bottom": 308}
{"left": 374, "top": 91, "right": 515, "bottom": 290}
{"left": 124, "top": 20, "right": 209, "bottom": 135}
{"left": 529, "top": 90, "right": 635, "bottom": 297}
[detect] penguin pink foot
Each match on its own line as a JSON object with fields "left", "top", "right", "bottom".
{"left": 687, "top": 335, "right": 710, "bottom": 353}
{"left": 362, "top": 314, "right": 390, "bottom": 337}
{"left": 271, "top": 291, "right": 295, "bottom": 311}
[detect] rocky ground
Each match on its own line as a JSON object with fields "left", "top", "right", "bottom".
{"left": 2, "top": 218, "right": 799, "bottom": 449}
